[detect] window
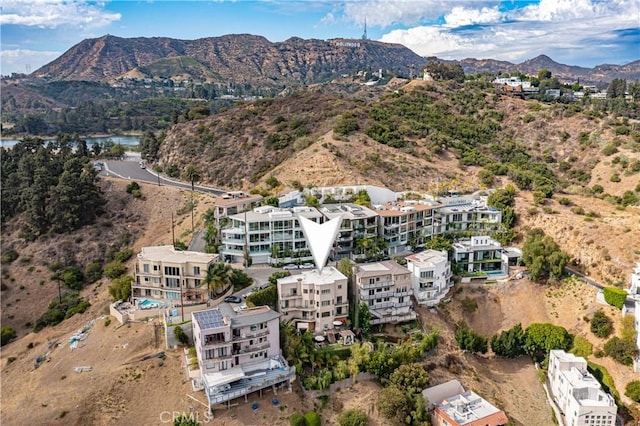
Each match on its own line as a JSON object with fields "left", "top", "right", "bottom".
{"left": 338, "top": 284, "right": 342, "bottom": 289}
{"left": 219, "top": 360, "right": 228, "bottom": 371}
{"left": 321, "top": 289, "right": 331, "bottom": 295}
{"left": 321, "top": 301, "right": 330, "bottom": 307}
{"left": 194, "top": 266, "right": 200, "bottom": 275}
{"left": 143, "top": 264, "right": 149, "bottom": 273}
{"left": 420, "top": 270, "right": 434, "bottom": 279}
{"left": 153, "top": 265, "right": 159, "bottom": 271}
{"left": 321, "top": 311, "right": 331, "bottom": 317}
{"left": 164, "top": 266, "right": 180, "bottom": 276}
{"left": 165, "top": 277, "right": 180, "bottom": 288}
{"left": 166, "top": 291, "right": 180, "bottom": 300}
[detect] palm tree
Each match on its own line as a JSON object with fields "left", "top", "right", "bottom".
{"left": 205, "top": 262, "right": 233, "bottom": 297}
{"left": 182, "top": 165, "right": 201, "bottom": 231}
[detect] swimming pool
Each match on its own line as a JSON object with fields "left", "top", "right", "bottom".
{"left": 485, "top": 270, "right": 507, "bottom": 277}
{"left": 138, "top": 299, "right": 167, "bottom": 309}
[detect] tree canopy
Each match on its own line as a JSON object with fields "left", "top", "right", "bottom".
{"left": 521, "top": 229, "right": 570, "bottom": 281}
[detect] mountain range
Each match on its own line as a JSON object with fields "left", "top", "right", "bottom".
{"left": 31, "top": 34, "right": 640, "bottom": 86}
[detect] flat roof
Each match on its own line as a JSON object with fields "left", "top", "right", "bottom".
{"left": 138, "top": 245, "right": 218, "bottom": 264}
{"left": 215, "top": 192, "right": 263, "bottom": 207}
{"left": 229, "top": 207, "right": 322, "bottom": 222}
{"left": 320, "top": 203, "right": 378, "bottom": 220}
{"left": 354, "top": 260, "right": 410, "bottom": 278}
{"left": 217, "top": 303, "right": 280, "bottom": 327}
{"left": 193, "top": 309, "right": 227, "bottom": 329}
{"left": 372, "top": 201, "right": 440, "bottom": 216}
{"left": 436, "top": 390, "right": 508, "bottom": 425}
{"left": 278, "top": 266, "right": 346, "bottom": 286}
{"left": 406, "top": 249, "right": 448, "bottom": 266}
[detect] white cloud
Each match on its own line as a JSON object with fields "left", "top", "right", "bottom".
{"left": 1, "top": 49, "right": 61, "bottom": 75}
{"left": 378, "top": 0, "right": 640, "bottom": 66}
{"left": 1, "top": 0, "right": 121, "bottom": 28}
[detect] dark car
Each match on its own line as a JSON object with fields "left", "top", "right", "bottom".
{"left": 224, "top": 296, "right": 242, "bottom": 303}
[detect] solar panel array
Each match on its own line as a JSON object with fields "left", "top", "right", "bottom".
{"left": 194, "top": 309, "right": 225, "bottom": 329}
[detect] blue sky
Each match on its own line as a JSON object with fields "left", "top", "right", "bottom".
{"left": 1, "top": 0, "right": 639, "bottom": 76}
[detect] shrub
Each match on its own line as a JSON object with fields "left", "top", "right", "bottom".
{"left": 570, "top": 336, "right": 593, "bottom": 358}
{"left": 610, "top": 173, "right": 621, "bottom": 183}
{"left": 590, "top": 310, "right": 613, "bottom": 338}
{"left": 62, "top": 266, "right": 85, "bottom": 290}
{"left": 601, "top": 144, "right": 618, "bottom": 156}
{"left": 289, "top": 413, "right": 305, "bottom": 426}
{"left": 338, "top": 409, "right": 368, "bottom": 426}
{"left": 113, "top": 248, "right": 134, "bottom": 263}
{"left": 108, "top": 275, "right": 132, "bottom": 301}
{"left": 460, "top": 297, "right": 478, "bottom": 313}
{"left": 1, "top": 326, "right": 17, "bottom": 346}
{"left": 591, "top": 184, "right": 604, "bottom": 194}
{"left": 490, "top": 324, "right": 526, "bottom": 358}
{"left": 84, "top": 262, "right": 103, "bottom": 284}
{"left": 603, "top": 336, "right": 636, "bottom": 365}
{"left": 455, "top": 322, "right": 488, "bottom": 353}
{"left": 34, "top": 293, "right": 91, "bottom": 332}
{"left": 625, "top": 381, "right": 640, "bottom": 402}
{"left": 104, "top": 261, "right": 127, "bottom": 279}
{"left": 126, "top": 181, "right": 140, "bottom": 194}
{"left": 174, "top": 326, "right": 189, "bottom": 346}
{"left": 602, "top": 287, "right": 627, "bottom": 309}
{"left": 1, "top": 249, "right": 19, "bottom": 263}
{"left": 304, "top": 412, "right": 321, "bottom": 426}
{"left": 524, "top": 323, "right": 573, "bottom": 360}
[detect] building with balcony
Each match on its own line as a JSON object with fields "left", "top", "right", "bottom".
{"left": 132, "top": 245, "right": 218, "bottom": 307}
{"left": 277, "top": 266, "right": 348, "bottom": 332}
{"left": 453, "top": 236, "right": 509, "bottom": 279}
{"left": 320, "top": 203, "right": 378, "bottom": 261}
{"left": 434, "top": 193, "right": 502, "bottom": 236}
{"left": 219, "top": 206, "right": 322, "bottom": 265}
{"left": 371, "top": 200, "right": 440, "bottom": 256}
{"left": 548, "top": 350, "right": 617, "bottom": 426}
{"left": 431, "top": 389, "right": 509, "bottom": 426}
{"left": 191, "top": 304, "right": 295, "bottom": 414}
{"left": 406, "top": 250, "right": 452, "bottom": 306}
{"left": 213, "top": 191, "right": 263, "bottom": 225}
{"left": 353, "top": 260, "right": 416, "bottom": 325}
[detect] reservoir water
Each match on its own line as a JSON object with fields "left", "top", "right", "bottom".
{"left": 1, "top": 135, "right": 141, "bottom": 148}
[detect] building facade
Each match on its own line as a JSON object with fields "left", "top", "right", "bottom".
{"left": 132, "top": 245, "right": 218, "bottom": 307}
{"left": 371, "top": 200, "right": 440, "bottom": 256}
{"left": 219, "top": 206, "right": 321, "bottom": 265}
{"left": 406, "top": 250, "right": 452, "bottom": 306}
{"left": 191, "top": 305, "right": 295, "bottom": 410}
{"left": 352, "top": 260, "right": 416, "bottom": 324}
{"left": 453, "top": 236, "right": 508, "bottom": 278}
{"left": 277, "top": 266, "right": 348, "bottom": 332}
{"left": 320, "top": 203, "right": 379, "bottom": 260}
{"left": 548, "top": 350, "right": 617, "bottom": 426}
{"left": 435, "top": 194, "right": 502, "bottom": 236}
{"left": 431, "top": 390, "right": 509, "bottom": 426}
{"left": 213, "top": 191, "right": 263, "bottom": 225}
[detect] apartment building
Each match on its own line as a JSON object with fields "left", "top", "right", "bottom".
{"left": 406, "top": 250, "right": 452, "bottom": 306}
{"left": 277, "top": 266, "right": 348, "bottom": 332}
{"left": 191, "top": 304, "right": 295, "bottom": 410}
{"left": 320, "top": 203, "right": 378, "bottom": 260}
{"left": 353, "top": 260, "right": 416, "bottom": 324}
{"left": 435, "top": 194, "right": 502, "bottom": 236}
{"left": 431, "top": 390, "right": 509, "bottom": 426}
{"left": 370, "top": 200, "right": 440, "bottom": 256}
{"left": 548, "top": 350, "right": 617, "bottom": 426}
{"left": 453, "top": 236, "right": 509, "bottom": 279}
{"left": 213, "top": 191, "right": 263, "bottom": 225}
{"left": 219, "top": 206, "right": 321, "bottom": 265}
{"left": 132, "top": 245, "right": 218, "bottom": 306}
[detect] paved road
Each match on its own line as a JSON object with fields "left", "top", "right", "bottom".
{"left": 100, "top": 154, "right": 226, "bottom": 197}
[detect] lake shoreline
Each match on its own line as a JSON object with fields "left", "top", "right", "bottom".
{"left": 0, "top": 132, "right": 144, "bottom": 141}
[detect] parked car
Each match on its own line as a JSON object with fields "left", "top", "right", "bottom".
{"left": 299, "top": 263, "right": 314, "bottom": 269}
{"left": 258, "top": 282, "right": 272, "bottom": 290}
{"left": 282, "top": 264, "right": 298, "bottom": 270}
{"left": 224, "top": 295, "right": 242, "bottom": 303}
{"left": 139, "top": 161, "right": 146, "bottom": 169}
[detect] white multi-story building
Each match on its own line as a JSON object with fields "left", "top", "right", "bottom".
{"left": 434, "top": 194, "right": 502, "bottom": 236}
{"left": 453, "top": 236, "right": 509, "bottom": 279}
{"left": 191, "top": 304, "right": 295, "bottom": 411}
{"left": 353, "top": 260, "right": 416, "bottom": 324}
{"left": 627, "top": 263, "right": 640, "bottom": 372}
{"left": 213, "top": 191, "right": 263, "bottom": 225}
{"left": 132, "top": 245, "right": 218, "bottom": 307}
{"left": 320, "top": 203, "right": 378, "bottom": 260}
{"left": 277, "top": 267, "right": 349, "bottom": 332}
{"left": 406, "top": 250, "right": 452, "bottom": 306}
{"left": 219, "top": 206, "right": 321, "bottom": 265}
{"left": 548, "top": 350, "right": 617, "bottom": 426}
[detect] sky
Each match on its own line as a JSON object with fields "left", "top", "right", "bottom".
{"left": 1, "top": 0, "right": 639, "bottom": 76}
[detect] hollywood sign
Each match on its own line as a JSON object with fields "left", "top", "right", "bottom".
{"left": 333, "top": 41, "right": 361, "bottom": 48}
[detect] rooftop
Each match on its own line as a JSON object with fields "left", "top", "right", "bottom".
{"left": 436, "top": 390, "right": 508, "bottom": 426}
{"left": 278, "top": 266, "right": 347, "bottom": 286}
{"left": 406, "top": 249, "right": 448, "bottom": 267}
{"left": 193, "top": 305, "right": 280, "bottom": 330}
{"left": 137, "top": 245, "right": 218, "bottom": 264}
{"left": 371, "top": 200, "right": 440, "bottom": 216}
{"left": 354, "top": 260, "right": 410, "bottom": 278}
{"left": 230, "top": 206, "right": 322, "bottom": 222}
{"left": 214, "top": 192, "right": 263, "bottom": 207}
{"left": 320, "top": 203, "right": 377, "bottom": 220}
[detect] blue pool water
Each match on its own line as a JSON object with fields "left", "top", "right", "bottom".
{"left": 138, "top": 299, "right": 166, "bottom": 308}
{"left": 485, "top": 270, "right": 506, "bottom": 276}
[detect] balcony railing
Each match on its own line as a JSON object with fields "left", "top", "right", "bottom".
{"left": 280, "top": 304, "right": 316, "bottom": 312}
{"left": 360, "top": 280, "right": 393, "bottom": 290}
{"left": 232, "top": 329, "right": 269, "bottom": 342}
{"left": 234, "top": 342, "right": 270, "bottom": 355}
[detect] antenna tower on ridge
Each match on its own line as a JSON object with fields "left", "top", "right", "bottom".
{"left": 362, "top": 18, "right": 368, "bottom": 40}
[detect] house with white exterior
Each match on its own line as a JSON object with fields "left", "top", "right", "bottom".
{"left": 626, "top": 262, "right": 640, "bottom": 372}
{"left": 352, "top": 260, "right": 415, "bottom": 324}
{"left": 406, "top": 249, "right": 452, "bottom": 306}
{"left": 434, "top": 194, "right": 502, "bottom": 236}
{"left": 453, "top": 236, "right": 511, "bottom": 279}
{"left": 547, "top": 350, "right": 617, "bottom": 426}
{"left": 191, "top": 304, "right": 295, "bottom": 413}
{"left": 277, "top": 267, "right": 349, "bottom": 332}
{"left": 320, "top": 203, "right": 378, "bottom": 261}
{"left": 423, "top": 379, "right": 509, "bottom": 426}
{"left": 219, "top": 206, "right": 321, "bottom": 265}
{"left": 132, "top": 245, "right": 218, "bottom": 307}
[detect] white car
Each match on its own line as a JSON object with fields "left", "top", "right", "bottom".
{"left": 299, "top": 263, "right": 314, "bottom": 269}
{"left": 282, "top": 264, "right": 298, "bottom": 270}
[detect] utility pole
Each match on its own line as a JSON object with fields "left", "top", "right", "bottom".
{"left": 191, "top": 176, "right": 195, "bottom": 233}
{"left": 55, "top": 270, "right": 62, "bottom": 304}
{"left": 157, "top": 168, "right": 161, "bottom": 186}
{"left": 171, "top": 211, "right": 175, "bottom": 246}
